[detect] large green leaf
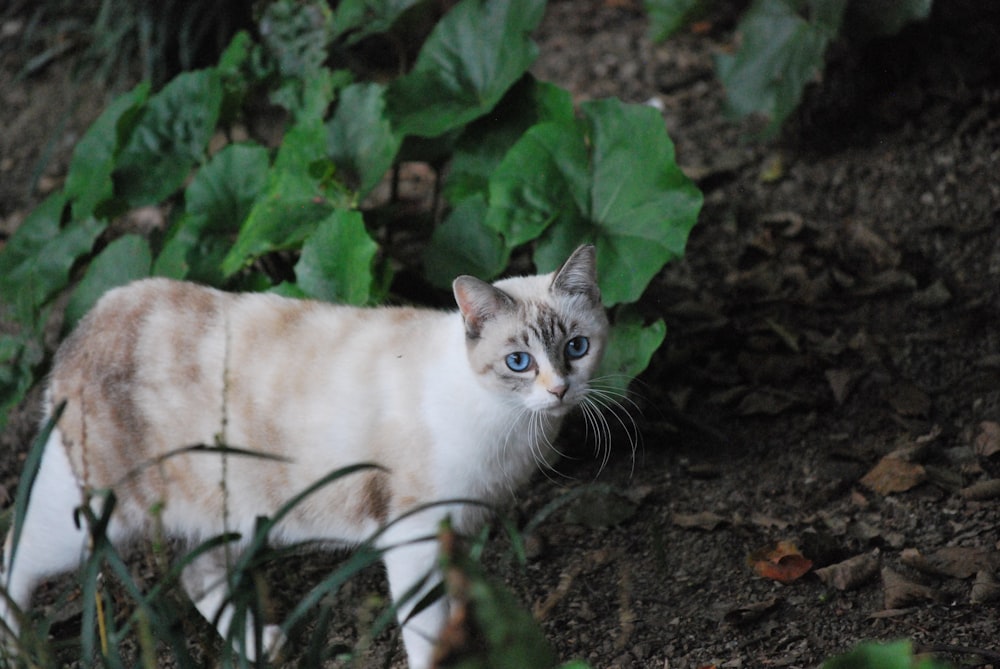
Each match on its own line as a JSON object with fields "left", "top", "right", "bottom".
{"left": 564, "top": 98, "right": 701, "bottom": 304}
{"left": 64, "top": 235, "right": 152, "bottom": 330}
{"left": 221, "top": 120, "right": 352, "bottom": 277}
{"left": 484, "top": 121, "right": 589, "bottom": 247}
{"left": 326, "top": 83, "right": 401, "bottom": 197}
{"left": 155, "top": 143, "right": 270, "bottom": 282}
{"left": 386, "top": 0, "right": 546, "bottom": 137}
{"left": 423, "top": 195, "right": 508, "bottom": 288}
{"left": 487, "top": 98, "right": 702, "bottom": 306}
{"left": 221, "top": 172, "right": 336, "bottom": 277}
{"left": 445, "top": 75, "right": 574, "bottom": 204}
{"left": 294, "top": 210, "right": 379, "bottom": 305}
{"left": 186, "top": 143, "right": 271, "bottom": 231}
{"left": 113, "top": 69, "right": 224, "bottom": 206}
{"left": 715, "top": 0, "right": 848, "bottom": 135}
{"left": 0, "top": 193, "right": 106, "bottom": 315}
{"left": 63, "top": 83, "right": 151, "bottom": 220}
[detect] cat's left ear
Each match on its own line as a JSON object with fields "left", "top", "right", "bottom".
{"left": 453, "top": 276, "right": 515, "bottom": 339}
{"left": 551, "top": 244, "right": 601, "bottom": 304}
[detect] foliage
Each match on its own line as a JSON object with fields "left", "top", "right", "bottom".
{"left": 0, "top": 0, "right": 702, "bottom": 427}
{"left": 822, "top": 640, "right": 952, "bottom": 669}
{"left": 644, "top": 0, "right": 934, "bottom": 135}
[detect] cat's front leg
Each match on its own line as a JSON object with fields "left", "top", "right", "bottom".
{"left": 381, "top": 538, "right": 448, "bottom": 669}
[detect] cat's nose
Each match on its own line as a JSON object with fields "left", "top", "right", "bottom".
{"left": 548, "top": 384, "right": 568, "bottom": 400}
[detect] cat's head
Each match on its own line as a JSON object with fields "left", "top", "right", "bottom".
{"left": 453, "top": 245, "right": 609, "bottom": 415}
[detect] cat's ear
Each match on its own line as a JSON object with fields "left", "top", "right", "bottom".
{"left": 551, "top": 244, "right": 601, "bottom": 304}
{"left": 453, "top": 276, "right": 515, "bottom": 339}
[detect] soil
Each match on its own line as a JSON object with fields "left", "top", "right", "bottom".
{"left": 3, "top": 1, "right": 1000, "bottom": 668}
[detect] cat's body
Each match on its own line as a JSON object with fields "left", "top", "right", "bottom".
{"left": 0, "top": 245, "right": 609, "bottom": 668}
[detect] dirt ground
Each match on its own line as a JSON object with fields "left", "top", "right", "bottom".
{"left": 3, "top": 1, "right": 1000, "bottom": 668}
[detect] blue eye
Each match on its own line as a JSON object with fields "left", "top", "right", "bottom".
{"left": 566, "top": 336, "right": 589, "bottom": 359}
{"left": 506, "top": 352, "right": 533, "bottom": 372}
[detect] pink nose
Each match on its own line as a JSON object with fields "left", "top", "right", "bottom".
{"left": 548, "top": 384, "right": 568, "bottom": 400}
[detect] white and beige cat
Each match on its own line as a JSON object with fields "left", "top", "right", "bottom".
{"left": 0, "top": 244, "right": 610, "bottom": 668}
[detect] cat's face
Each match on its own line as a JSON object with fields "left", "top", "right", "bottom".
{"left": 453, "top": 245, "right": 609, "bottom": 416}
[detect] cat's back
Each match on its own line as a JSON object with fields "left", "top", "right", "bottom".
{"left": 51, "top": 277, "right": 452, "bottom": 388}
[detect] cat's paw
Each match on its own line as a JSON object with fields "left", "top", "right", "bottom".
{"left": 261, "top": 624, "right": 286, "bottom": 662}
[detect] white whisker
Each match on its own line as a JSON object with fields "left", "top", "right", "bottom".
{"left": 577, "top": 379, "right": 643, "bottom": 478}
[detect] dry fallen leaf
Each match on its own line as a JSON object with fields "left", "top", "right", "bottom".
{"left": 672, "top": 511, "right": 727, "bottom": 531}
{"left": 974, "top": 421, "right": 1000, "bottom": 458}
{"left": 881, "top": 567, "right": 942, "bottom": 608}
{"left": 900, "top": 546, "right": 997, "bottom": 579}
{"left": 860, "top": 455, "right": 927, "bottom": 495}
{"left": 814, "top": 551, "right": 880, "bottom": 591}
{"left": 971, "top": 569, "right": 1000, "bottom": 604}
{"left": 749, "top": 541, "right": 813, "bottom": 584}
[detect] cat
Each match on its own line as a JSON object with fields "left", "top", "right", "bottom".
{"left": 0, "top": 244, "right": 612, "bottom": 668}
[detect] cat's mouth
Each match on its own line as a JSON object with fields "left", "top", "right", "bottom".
{"left": 531, "top": 394, "right": 579, "bottom": 416}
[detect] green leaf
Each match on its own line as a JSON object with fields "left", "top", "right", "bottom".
{"left": 386, "top": 0, "right": 546, "bottom": 137}
{"left": 271, "top": 66, "right": 349, "bottom": 122}
{"left": 331, "top": 0, "right": 426, "bottom": 43}
{"left": 63, "top": 83, "right": 151, "bottom": 220}
{"left": 0, "top": 333, "right": 45, "bottom": 430}
{"left": 485, "top": 121, "right": 590, "bottom": 247}
{"left": 326, "top": 83, "right": 401, "bottom": 196}
{"left": 113, "top": 69, "right": 224, "bottom": 206}
{"left": 445, "top": 75, "right": 574, "bottom": 204}
{"left": 155, "top": 143, "right": 270, "bottom": 282}
{"left": 423, "top": 195, "right": 508, "bottom": 288}
{"left": 64, "top": 235, "right": 152, "bottom": 330}
{"left": 715, "top": 0, "right": 848, "bottom": 136}
{"left": 598, "top": 307, "right": 667, "bottom": 396}
{"left": 186, "top": 143, "right": 271, "bottom": 231}
{"left": 645, "top": 0, "right": 708, "bottom": 41}
{"left": 222, "top": 120, "right": 353, "bottom": 277}
{"left": 294, "top": 210, "right": 378, "bottom": 305}
{"left": 575, "top": 99, "right": 701, "bottom": 304}
{"left": 488, "top": 98, "right": 701, "bottom": 307}
{"left": 217, "top": 30, "right": 253, "bottom": 79}
{"left": 221, "top": 172, "right": 336, "bottom": 277}
{"left": 0, "top": 193, "right": 64, "bottom": 297}
{"left": 0, "top": 193, "right": 107, "bottom": 315}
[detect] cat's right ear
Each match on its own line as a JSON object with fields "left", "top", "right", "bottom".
{"left": 453, "top": 276, "right": 514, "bottom": 339}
